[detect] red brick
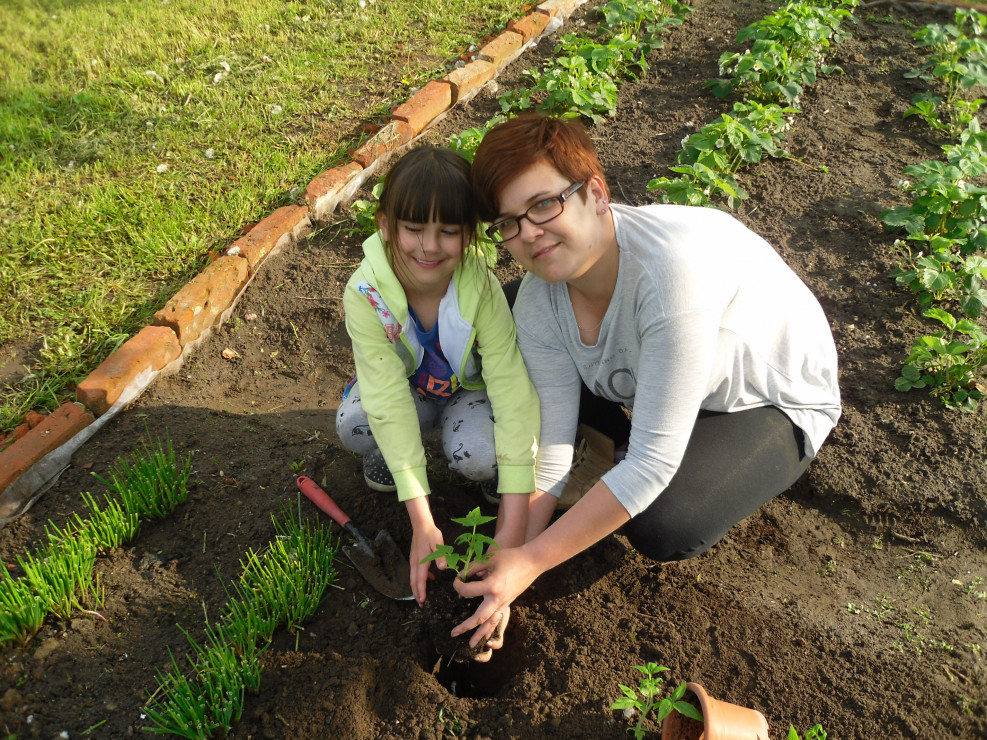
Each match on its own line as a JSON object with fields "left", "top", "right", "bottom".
{"left": 352, "top": 120, "right": 414, "bottom": 169}
{"left": 477, "top": 31, "right": 524, "bottom": 69}
{"left": 0, "top": 403, "right": 94, "bottom": 499}
{"left": 391, "top": 80, "right": 454, "bottom": 135}
{"left": 305, "top": 162, "right": 365, "bottom": 221}
{"left": 24, "top": 411, "right": 46, "bottom": 428}
{"left": 444, "top": 60, "right": 497, "bottom": 103}
{"left": 508, "top": 11, "right": 551, "bottom": 43}
{"left": 153, "top": 255, "right": 250, "bottom": 346}
{"left": 536, "top": 0, "right": 583, "bottom": 19}
{"left": 227, "top": 205, "right": 311, "bottom": 271}
{"left": 76, "top": 326, "right": 182, "bottom": 416}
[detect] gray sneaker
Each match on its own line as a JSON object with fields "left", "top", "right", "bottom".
{"left": 363, "top": 449, "right": 396, "bottom": 493}
{"left": 480, "top": 477, "right": 500, "bottom": 505}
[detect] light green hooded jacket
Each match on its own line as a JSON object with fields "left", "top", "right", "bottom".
{"left": 343, "top": 232, "right": 539, "bottom": 502}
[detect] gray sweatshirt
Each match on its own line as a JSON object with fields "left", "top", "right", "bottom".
{"left": 513, "top": 203, "right": 842, "bottom": 518}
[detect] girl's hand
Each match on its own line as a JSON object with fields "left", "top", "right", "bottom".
{"left": 405, "top": 497, "right": 442, "bottom": 605}
{"left": 410, "top": 522, "right": 445, "bottom": 606}
{"left": 450, "top": 544, "right": 542, "bottom": 657}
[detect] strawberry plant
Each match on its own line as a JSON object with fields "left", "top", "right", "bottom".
{"left": 705, "top": 0, "right": 856, "bottom": 104}
{"left": 647, "top": 101, "right": 795, "bottom": 208}
{"left": 677, "top": 101, "right": 795, "bottom": 171}
{"left": 597, "top": 0, "right": 693, "bottom": 53}
{"left": 497, "top": 0, "right": 688, "bottom": 123}
{"left": 904, "top": 9, "right": 987, "bottom": 139}
{"left": 880, "top": 151, "right": 987, "bottom": 252}
{"left": 647, "top": 161, "right": 747, "bottom": 209}
{"left": 896, "top": 307, "right": 987, "bottom": 412}
{"left": 419, "top": 507, "right": 497, "bottom": 581}
{"left": 890, "top": 238, "right": 987, "bottom": 318}
{"left": 497, "top": 42, "right": 623, "bottom": 123}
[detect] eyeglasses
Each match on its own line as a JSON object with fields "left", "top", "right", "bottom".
{"left": 485, "top": 181, "right": 585, "bottom": 244}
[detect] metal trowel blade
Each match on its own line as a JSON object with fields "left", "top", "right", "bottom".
{"left": 343, "top": 529, "right": 413, "bottom": 601}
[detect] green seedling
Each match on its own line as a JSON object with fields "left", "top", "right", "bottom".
{"left": 788, "top": 724, "right": 827, "bottom": 740}
{"left": 438, "top": 706, "right": 465, "bottom": 737}
{"left": 448, "top": 118, "right": 506, "bottom": 162}
{"left": 144, "top": 625, "right": 262, "bottom": 738}
{"left": 890, "top": 238, "right": 987, "bottom": 318}
{"left": 289, "top": 459, "right": 306, "bottom": 474}
{"left": 498, "top": 46, "right": 622, "bottom": 124}
{"left": 610, "top": 663, "right": 703, "bottom": 739}
{"left": 348, "top": 181, "right": 385, "bottom": 237}
{"left": 647, "top": 161, "right": 748, "bottom": 209}
{"left": 497, "top": 0, "right": 686, "bottom": 124}
{"left": 677, "top": 101, "right": 796, "bottom": 172}
{"left": 419, "top": 507, "right": 497, "bottom": 581}
{"left": 16, "top": 537, "right": 101, "bottom": 622}
{"left": 233, "top": 509, "right": 339, "bottom": 634}
{"left": 0, "top": 571, "right": 48, "bottom": 645}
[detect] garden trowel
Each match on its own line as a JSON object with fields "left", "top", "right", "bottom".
{"left": 296, "top": 476, "right": 414, "bottom": 601}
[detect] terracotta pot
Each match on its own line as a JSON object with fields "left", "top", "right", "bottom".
{"left": 661, "top": 683, "right": 769, "bottom": 740}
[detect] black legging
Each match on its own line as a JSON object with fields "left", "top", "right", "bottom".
{"left": 503, "top": 278, "right": 810, "bottom": 563}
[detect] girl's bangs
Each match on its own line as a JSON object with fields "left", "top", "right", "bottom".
{"left": 390, "top": 164, "right": 474, "bottom": 226}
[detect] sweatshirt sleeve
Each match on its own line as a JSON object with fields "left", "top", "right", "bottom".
{"left": 472, "top": 269, "right": 540, "bottom": 494}
{"left": 343, "top": 279, "right": 430, "bottom": 502}
{"left": 512, "top": 280, "right": 582, "bottom": 497}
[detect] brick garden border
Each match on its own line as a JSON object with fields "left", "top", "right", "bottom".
{"left": 0, "top": 0, "right": 588, "bottom": 526}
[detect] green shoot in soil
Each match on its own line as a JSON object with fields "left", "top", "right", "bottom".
{"left": 143, "top": 504, "right": 339, "bottom": 737}
{"left": 789, "top": 724, "right": 827, "bottom": 740}
{"left": 94, "top": 433, "right": 192, "bottom": 519}
{"left": 0, "top": 432, "right": 191, "bottom": 645}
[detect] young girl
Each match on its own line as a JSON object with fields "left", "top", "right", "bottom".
{"left": 335, "top": 146, "right": 539, "bottom": 615}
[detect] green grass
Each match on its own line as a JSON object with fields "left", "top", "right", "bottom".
{"left": 0, "top": 0, "right": 523, "bottom": 433}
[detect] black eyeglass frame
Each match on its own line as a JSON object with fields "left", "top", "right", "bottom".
{"left": 485, "top": 181, "right": 585, "bottom": 244}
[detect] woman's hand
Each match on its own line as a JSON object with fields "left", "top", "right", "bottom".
{"left": 450, "top": 544, "right": 542, "bottom": 657}
{"left": 469, "top": 606, "right": 509, "bottom": 663}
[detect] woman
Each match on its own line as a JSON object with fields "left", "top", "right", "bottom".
{"left": 451, "top": 113, "right": 841, "bottom": 656}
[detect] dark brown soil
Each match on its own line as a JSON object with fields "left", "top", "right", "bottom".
{"left": 3, "top": 1, "right": 987, "bottom": 738}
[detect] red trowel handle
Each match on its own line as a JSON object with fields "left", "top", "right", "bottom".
{"left": 296, "top": 476, "right": 375, "bottom": 557}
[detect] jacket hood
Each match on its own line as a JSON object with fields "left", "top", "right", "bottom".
{"left": 360, "top": 231, "right": 409, "bottom": 321}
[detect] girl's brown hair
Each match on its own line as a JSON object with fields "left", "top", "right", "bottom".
{"left": 377, "top": 146, "right": 478, "bottom": 252}
{"left": 471, "top": 113, "right": 611, "bottom": 222}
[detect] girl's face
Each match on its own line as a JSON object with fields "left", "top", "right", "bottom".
{"left": 379, "top": 216, "right": 465, "bottom": 294}
{"left": 493, "top": 160, "right": 609, "bottom": 284}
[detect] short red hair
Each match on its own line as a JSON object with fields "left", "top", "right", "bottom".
{"left": 471, "top": 113, "right": 611, "bottom": 222}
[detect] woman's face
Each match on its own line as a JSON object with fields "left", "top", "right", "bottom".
{"left": 379, "top": 216, "right": 464, "bottom": 294}
{"left": 493, "top": 161, "right": 607, "bottom": 284}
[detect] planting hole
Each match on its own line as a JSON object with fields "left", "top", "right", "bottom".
{"left": 432, "top": 654, "right": 510, "bottom": 698}
{"left": 421, "top": 623, "right": 524, "bottom": 698}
